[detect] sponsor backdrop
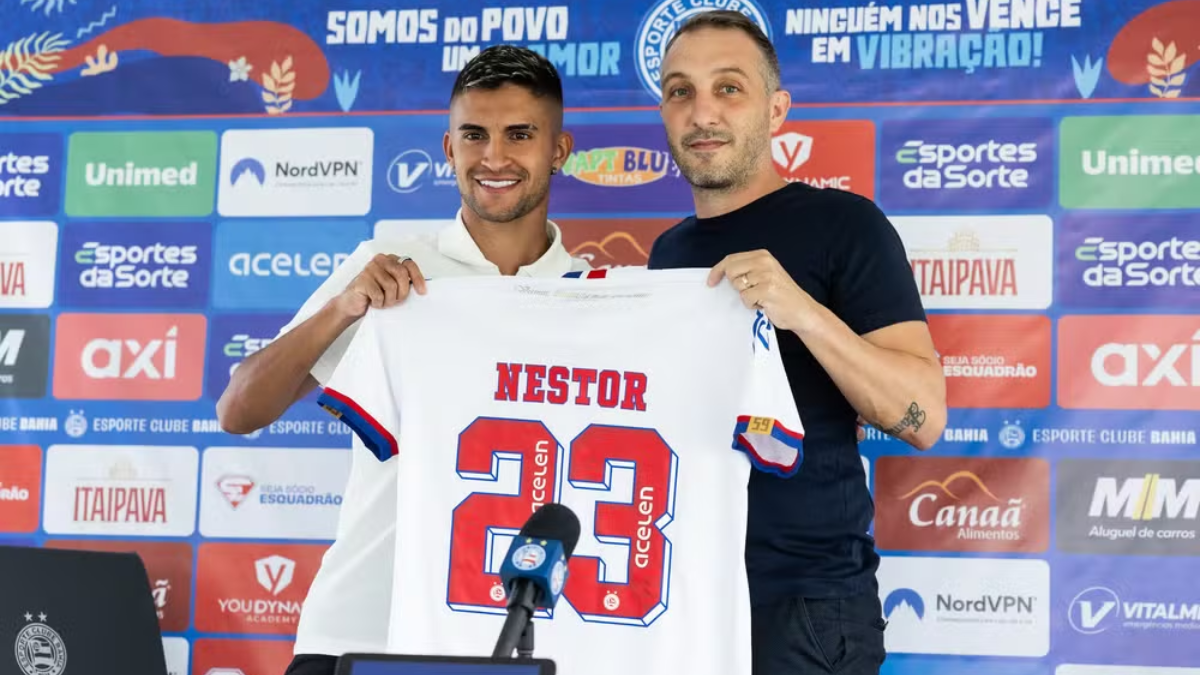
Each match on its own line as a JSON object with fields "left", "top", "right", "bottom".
{"left": 0, "top": 0, "right": 1199, "bottom": 674}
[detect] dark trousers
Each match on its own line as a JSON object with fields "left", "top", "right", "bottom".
{"left": 752, "top": 592, "right": 888, "bottom": 675}
{"left": 284, "top": 592, "right": 886, "bottom": 675}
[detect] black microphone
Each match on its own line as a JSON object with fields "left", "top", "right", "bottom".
{"left": 491, "top": 502, "right": 581, "bottom": 659}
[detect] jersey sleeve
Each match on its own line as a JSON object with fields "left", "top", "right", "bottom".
{"left": 732, "top": 310, "right": 804, "bottom": 478}
{"left": 314, "top": 312, "right": 401, "bottom": 462}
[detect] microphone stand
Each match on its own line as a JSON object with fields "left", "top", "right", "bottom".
{"left": 491, "top": 582, "right": 539, "bottom": 658}
{"left": 517, "top": 620, "right": 534, "bottom": 659}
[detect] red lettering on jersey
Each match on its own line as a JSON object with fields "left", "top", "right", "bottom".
{"left": 597, "top": 370, "right": 620, "bottom": 407}
{"left": 621, "top": 372, "right": 648, "bottom": 411}
{"left": 493, "top": 363, "right": 647, "bottom": 412}
{"left": 494, "top": 363, "right": 522, "bottom": 402}
{"left": 523, "top": 364, "right": 547, "bottom": 403}
{"left": 546, "top": 366, "right": 570, "bottom": 405}
{"left": 572, "top": 368, "right": 597, "bottom": 405}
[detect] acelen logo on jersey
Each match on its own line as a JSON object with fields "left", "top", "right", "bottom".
{"left": 0, "top": 445, "right": 41, "bottom": 533}
{"left": 59, "top": 221, "right": 211, "bottom": 309}
{"left": 879, "top": 118, "right": 1053, "bottom": 210}
{"left": 193, "top": 542, "right": 328, "bottom": 634}
{"left": 52, "top": 313, "right": 206, "bottom": 401}
{"left": 0, "top": 133, "right": 62, "bottom": 217}
{"left": 1058, "top": 315, "right": 1200, "bottom": 410}
{"left": 928, "top": 315, "right": 1050, "bottom": 408}
{"left": 875, "top": 456, "right": 1050, "bottom": 553}
{"left": 771, "top": 121, "right": 875, "bottom": 199}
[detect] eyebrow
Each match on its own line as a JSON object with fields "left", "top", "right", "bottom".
{"left": 662, "top": 66, "right": 752, "bottom": 84}
{"left": 457, "top": 123, "right": 539, "bottom": 132}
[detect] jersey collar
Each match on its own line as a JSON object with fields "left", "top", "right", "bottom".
{"left": 437, "top": 208, "right": 575, "bottom": 277}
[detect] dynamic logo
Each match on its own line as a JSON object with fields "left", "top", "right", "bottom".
{"left": 634, "top": 0, "right": 772, "bottom": 100}
{"left": 880, "top": 118, "right": 1053, "bottom": 210}
{"left": 52, "top": 313, "right": 206, "bottom": 401}
{"left": 892, "top": 215, "right": 1053, "bottom": 310}
{"left": 193, "top": 542, "right": 328, "bottom": 635}
{"left": 1060, "top": 115, "right": 1200, "bottom": 209}
{"left": 875, "top": 457, "right": 1050, "bottom": 553}
{"left": 1056, "top": 459, "right": 1200, "bottom": 555}
{"left": 878, "top": 556, "right": 1049, "bottom": 657}
{"left": 0, "top": 314, "right": 50, "bottom": 399}
{"left": 0, "top": 445, "right": 41, "bottom": 533}
{"left": 212, "top": 219, "right": 368, "bottom": 310}
{"left": 1058, "top": 315, "right": 1200, "bottom": 411}
{"left": 65, "top": 131, "right": 217, "bottom": 217}
{"left": 199, "top": 447, "right": 349, "bottom": 540}
{"left": 42, "top": 444, "right": 199, "bottom": 537}
{"left": 0, "top": 221, "right": 58, "bottom": 309}
{"left": 0, "top": 134, "right": 62, "bottom": 217}
{"left": 58, "top": 221, "right": 211, "bottom": 309}
{"left": 218, "top": 128, "right": 373, "bottom": 217}
{"left": 771, "top": 121, "right": 875, "bottom": 198}
{"left": 928, "top": 315, "right": 1050, "bottom": 408}
{"left": 45, "top": 540, "right": 193, "bottom": 631}
{"left": 557, "top": 219, "right": 676, "bottom": 268}
{"left": 1057, "top": 214, "right": 1200, "bottom": 309}
{"left": 205, "top": 314, "right": 293, "bottom": 399}
{"left": 549, "top": 125, "right": 693, "bottom": 214}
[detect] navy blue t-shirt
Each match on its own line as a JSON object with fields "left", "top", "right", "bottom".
{"left": 647, "top": 182, "right": 927, "bottom": 607}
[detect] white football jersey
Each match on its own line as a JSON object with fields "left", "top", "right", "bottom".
{"left": 317, "top": 268, "right": 804, "bottom": 675}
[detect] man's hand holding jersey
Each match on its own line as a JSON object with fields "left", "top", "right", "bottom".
{"left": 334, "top": 253, "right": 428, "bottom": 319}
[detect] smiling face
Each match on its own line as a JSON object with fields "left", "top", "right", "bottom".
{"left": 659, "top": 26, "right": 788, "bottom": 193}
{"left": 444, "top": 83, "right": 572, "bottom": 225}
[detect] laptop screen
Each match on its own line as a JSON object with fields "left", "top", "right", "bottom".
{"left": 344, "top": 659, "right": 544, "bottom": 675}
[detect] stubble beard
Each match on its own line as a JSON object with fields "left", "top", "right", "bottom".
{"left": 459, "top": 172, "right": 549, "bottom": 223}
{"left": 669, "top": 122, "right": 772, "bottom": 194}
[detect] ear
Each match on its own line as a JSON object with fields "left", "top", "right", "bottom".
{"left": 442, "top": 130, "right": 454, "bottom": 164}
{"left": 553, "top": 129, "right": 574, "bottom": 174}
{"left": 768, "top": 89, "right": 791, "bottom": 133}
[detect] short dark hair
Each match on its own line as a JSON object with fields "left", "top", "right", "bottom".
{"left": 663, "top": 10, "right": 781, "bottom": 92}
{"left": 449, "top": 45, "right": 564, "bottom": 106}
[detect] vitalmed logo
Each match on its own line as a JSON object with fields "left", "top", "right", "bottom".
{"left": 557, "top": 218, "right": 676, "bottom": 269}
{"left": 218, "top": 128, "right": 373, "bottom": 217}
{"left": 875, "top": 457, "right": 1049, "bottom": 553}
{"left": 194, "top": 542, "right": 327, "bottom": 634}
{"left": 1058, "top": 214, "right": 1200, "bottom": 309}
{"left": 1058, "top": 315, "right": 1200, "bottom": 411}
{"left": 42, "top": 444, "right": 198, "bottom": 537}
{"left": 928, "top": 315, "right": 1050, "bottom": 408}
{"left": 205, "top": 314, "right": 292, "bottom": 399}
{"left": 199, "top": 447, "right": 349, "bottom": 540}
{"left": 1056, "top": 459, "right": 1200, "bottom": 555}
{"left": 46, "top": 540, "right": 193, "bottom": 631}
{"left": 58, "top": 221, "right": 211, "bottom": 309}
{"left": 0, "top": 134, "right": 62, "bottom": 217}
{"left": 0, "top": 221, "right": 58, "bottom": 309}
{"left": 879, "top": 557, "right": 1049, "bottom": 656}
{"left": 771, "top": 121, "right": 875, "bottom": 198}
{"left": 892, "top": 215, "right": 1053, "bottom": 310}
{"left": 386, "top": 148, "right": 455, "bottom": 194}
{"left": 212, "top": 220, "right": 367, "bottom": 310}
{"left": 0, "top": 314, "right": 50, "bottom": 399}
{"left": 550, "top": 125, "right": 692, "bottom": 213}
{"left": 880, "top": 118, "right": 1052, "bottom": 210}
{"left": 0, "top": 445, "right": 41, "bottom": 533}
{"left": 52, "top": 313, "right": 206, "bottom": 401}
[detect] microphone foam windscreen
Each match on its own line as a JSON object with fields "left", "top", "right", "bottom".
{"left": 519, "top": 502, "right": 582, "bottom": 559}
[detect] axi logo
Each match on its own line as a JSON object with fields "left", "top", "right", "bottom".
{"left": 880, "top": 118, "right": 1053, "bottom": 210}
{"left": 206, "top": 314, "right": 292, "bottom": 399}
{"left": 770, "top": 121, "right": 875, "bottom": 199}
{"left": 0, "top": 134, "right": 62, "bottom": 217}
{"left": 213, "top": 220, "right": 368, "bottom": 310}
{"left": 59, "top": 221, "right": 211, "bottom": 309}
{"left": 53, "top": 313, "right": 206, "bottom": 400}
{"left": 1058, "top": 316, "right": 1200, "bottom": 410}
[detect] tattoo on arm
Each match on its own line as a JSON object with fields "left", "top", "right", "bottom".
{"left": 876, "top": 402, "right": 927, "bottom": 437}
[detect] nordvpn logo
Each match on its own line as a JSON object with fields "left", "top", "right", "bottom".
{"left": 884, "top": 587, "right": 926, "bottom": 622}
{"left": 230, "top": 158, "right": 266, "bottom": 187}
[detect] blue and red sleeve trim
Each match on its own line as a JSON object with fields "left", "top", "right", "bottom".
{"left": 562, "top": 270, "right": 609, "bottom": 278}
{"left": 317, "top": 387, "right": 398, "bottom": 461}
{"left": 732, "top": 415, "right": 804, "bottom": 478}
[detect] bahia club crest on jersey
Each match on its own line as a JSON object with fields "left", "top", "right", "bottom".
{"left": 317, "top": 268, "right": 803, "bottom": 675}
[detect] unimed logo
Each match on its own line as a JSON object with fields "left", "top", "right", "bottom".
{"left": 1060, "top": 116, "right": 1200, "bottom": 210}
{"left": 0, "top": 445, "right": 41, "bottom": 533}
{"left": 65, "top": 131, "right": 217, "bottom": 217}
{"left": 52, "top": 313, "right": 206, "bottom": 400}
{"left": 928, "top": 315, "right": 1050, "bottom": 408}
{"left": 771, "top": 121, "right": 875, "bottom": 199}
{"left": 1058, "top": 315, "right": 1200, "bottom": 410}
{"left": 194, "top": 542, "right": 327, "bottom": 635}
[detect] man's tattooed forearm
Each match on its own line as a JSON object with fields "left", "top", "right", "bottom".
{"left": 875, "top": 402, "right": 927, "bottom": 437}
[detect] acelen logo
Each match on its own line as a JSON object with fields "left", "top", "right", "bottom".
{"left": 928, "top": 315, "right": 1050, "bottom": 408}
{"left": 0, "top": 445, "right": 41, "bottom": 533}
{"left": 0, "top": 133, "right": 63, "bottom": 217}
{"left": 52, "top": 313, "right": 206, "bottom": 401}
{"left": 59, "top": 221, "right": 212, "bottom": 309}
{"left": 875, "top": 456, "right": 1050, "bottom": 553}
{"left": 1058, "top": 316, "right": 1200, "bottom": 410}
{"left": 771, "top": 121, "right": 875, "bottom": 199}
{"left": 879, "top": 118, "right": 1053, "bottom": 210}
{"left": 194, "top": 542, "right": 328, "bottom": 634}
{"left": 557, "top": 218, "right": 677, "bottom": 268}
